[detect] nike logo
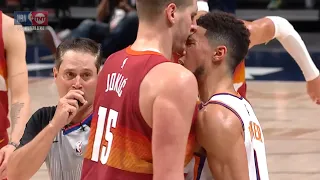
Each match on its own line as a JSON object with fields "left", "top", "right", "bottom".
{"left": 0, "top": 139, "right": 4, "bottom": 144}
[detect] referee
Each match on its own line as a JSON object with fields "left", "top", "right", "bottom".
{"left": 7, "top": 38, "right": 102, "bottom": 180}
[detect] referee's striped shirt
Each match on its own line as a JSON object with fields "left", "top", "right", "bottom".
{"left": 19, "top": 106, "right": 92, "bottom": 180}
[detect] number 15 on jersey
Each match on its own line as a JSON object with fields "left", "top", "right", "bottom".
{"left": 91, "top": 106, "right": 119, "bottom": 164}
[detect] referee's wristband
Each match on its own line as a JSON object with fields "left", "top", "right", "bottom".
{"left": 8, "top": 141, "right": 19, "bottom": 149}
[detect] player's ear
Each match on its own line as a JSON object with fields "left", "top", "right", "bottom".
{"left": 212, "top": 46, "right": 227, "bottom": 63}
{"left": 166, "top": 3, "right": 177, "bottom": 25}
{"left": 53, "top": 67, "right": 58, "bottom": 79}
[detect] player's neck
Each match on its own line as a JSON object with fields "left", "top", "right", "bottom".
{"left": 131, "top": 22, "right": 173, "bottom": 60}
{"left": 71, "top": 104, "right": 93, "bottom": 124}
{"left": 199, "top": 70, "right": 236, "bottom": 102}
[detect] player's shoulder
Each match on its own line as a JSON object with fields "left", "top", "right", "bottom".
{"left": 104, "top": 49, "right": 126, "bottom": 61}
{"left": 156, "top": 62, "right": 197, "bottom": 85}
{"left": 201, "top": 103, "right": 243, "bottom": 134}
{"left": 140, "top": 60, "right": 198, "bottom": 105}
{"left": 1, "top": 13, "right": 25, "bottom": 47}
{"left": 2, "top": 13, "right": 14, "bottom": 25}
{"left": 1, "top": 13, "right": 19, "bottom": 30}
{"left": 150, "top": 62, "right": 198, "bottom": 95}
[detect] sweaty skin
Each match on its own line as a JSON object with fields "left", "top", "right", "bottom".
{"left": 0, "top": 13, "right": 30, "bottom": 180}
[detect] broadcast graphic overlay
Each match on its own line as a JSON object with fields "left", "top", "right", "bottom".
{"left": 14, "top": 11, "right": 48, "bottom": 31}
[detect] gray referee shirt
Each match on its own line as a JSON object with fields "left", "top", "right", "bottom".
{"left": 19, "top": 106, "right": 92, "bottom": 180}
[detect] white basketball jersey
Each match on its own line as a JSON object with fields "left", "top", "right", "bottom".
{"left": 185, "top": 93, "right": 269, "bottom": 180}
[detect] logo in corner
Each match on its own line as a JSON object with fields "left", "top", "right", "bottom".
{"left": 30, "top": 11, "right": 48, "bottom": 26}
{"left": 14, "top": 11, "right": 48, "bottom": 30}
{"left": 75, "top": 141, "right": 83, "bottom": 156}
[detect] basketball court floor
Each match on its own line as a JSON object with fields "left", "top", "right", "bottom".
{"left": 24, "top": 77, "right": 320, "bottom": 180}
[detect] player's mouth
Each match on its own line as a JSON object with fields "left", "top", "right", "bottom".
{"left": 178, "top": 59, "right": 184, "bottom": 66}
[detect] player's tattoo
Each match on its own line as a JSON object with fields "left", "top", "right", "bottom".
{"left": 10, "top": 102, "right": 24, "bottom": 130}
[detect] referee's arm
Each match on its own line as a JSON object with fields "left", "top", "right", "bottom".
{"left": 7, "top": 108, "right": 60, "bottom": 180}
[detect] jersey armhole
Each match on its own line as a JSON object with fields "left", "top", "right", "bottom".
{"left": 132, "top": 55, "right": 170, "bottom": 133}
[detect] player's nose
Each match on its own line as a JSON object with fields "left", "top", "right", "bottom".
{"left": 72, "top": 75, "right": 83, "bottom": 90}
{"left": 178, "top": 54, "right": 186, "bottom": 66}
{"left": 190, "top": 24, "right": 197, "bottom": 34}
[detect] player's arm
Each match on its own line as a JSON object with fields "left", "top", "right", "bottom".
{"left": 97, "top": 0, "right": 110, "bottom": 21}
{"left": 3, "top": 16, "right": 31, "bottom": 146}
{"left": 243, "top": 17, "right": 319, "bottom": 81}
{"left": 7, "top": 109, "right": 61, "bottom": 180}
{"left": 196, "top": 104, "right": 249, "bottom": 180}
{"left": 152, "top": 63, "right": 198, "bottom": 180}
{"left": 242, "top": 18, "right": 275, "bottom": 49}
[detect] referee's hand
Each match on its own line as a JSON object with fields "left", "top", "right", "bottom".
{"left": 51, "top": 90, "right": 87, "bottom": 129}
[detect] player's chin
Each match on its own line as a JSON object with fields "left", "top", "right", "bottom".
{"left": 173, "top": 41, "right": 186, "bottom": 54}
{"left": 182, "top": 62, "right": 194, "bottom": 72}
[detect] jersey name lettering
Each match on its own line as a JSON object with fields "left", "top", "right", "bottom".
{"left": 248, "top": 121, "right": 263, "bottom": 143}
{"left": 105, "top": 73, "right": 128, "bottom": 97}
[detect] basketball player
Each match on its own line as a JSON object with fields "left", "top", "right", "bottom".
{"left": 183, "top": 12, "right": 268, "bottom": 180}
{"left": 0, "top": 12, "right": 31, "bottom": 179}
{"left": 7, "top": 38, "right": 101, "bottom": 180}
{"left": 183, "top": 5, "right": 320, "bottom": 178}
{"left": 196, "top": 1, "right": 320, "bottom": 103}
{"left": 81, "top": 0, "right": 199, "bottom": 179}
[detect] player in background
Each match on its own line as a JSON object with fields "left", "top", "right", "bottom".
{"left": 196, "top": 0, "right": 320, "bottom": 102}
{"left": 0, "top": 12, "right": 31, "bottom": 179}
{"left": 183, "top": 12, "right": 268, "bottom": 180}
{"left": 81, "top": 0, "right": 199, "bottom": 180}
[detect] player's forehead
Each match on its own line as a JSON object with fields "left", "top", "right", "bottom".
{"left": 190, "top": 0, "right": 198, "bottom": 12}
{"left": 179, "top": 0, "right": 198, "bottom": 13}
{"left": 59, "top": 50, "right": 96, "bottom": 71}
{"left": 191, "top": 26, "right": 207, "bottom": 41}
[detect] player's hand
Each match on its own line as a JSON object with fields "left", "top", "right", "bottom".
{"left": 307, "top": 75, "right": 320, "bottom": 104}
{"left": 51, "top": 90, "right": 87, "bottom": 129}
{"left": 0, "top": 144, "right": 16, "bottom": 179}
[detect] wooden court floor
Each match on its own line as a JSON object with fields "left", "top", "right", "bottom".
{"left": 24, "top": 77, "right": 320, "bottom": 180}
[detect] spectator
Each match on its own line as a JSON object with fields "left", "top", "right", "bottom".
{"left": 43, "top": 0, "right": 138, "bottom": 58}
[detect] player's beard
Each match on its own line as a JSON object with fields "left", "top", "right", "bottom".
{"left": 193, "top": 65, "right": 205, "bottom": 82}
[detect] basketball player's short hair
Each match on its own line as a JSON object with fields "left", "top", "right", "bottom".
{"left": 55, "top": 38, "right": 102, "bottom": 72}
{"left": 197, "top": 11, "right": 250, "bottom": 73}
{"left": 136, "top": 0, "right": 192, "bottom": 21}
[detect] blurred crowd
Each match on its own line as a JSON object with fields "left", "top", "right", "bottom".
{"left": 267, "top": 0, "right": 315, "bottom": 9}
{"left": 1, "top": 0, "right": 318, "bottom": 59}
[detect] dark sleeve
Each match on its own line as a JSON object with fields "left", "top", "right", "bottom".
{"left": 18, "top": 107, "right": 56, "bottom": 148}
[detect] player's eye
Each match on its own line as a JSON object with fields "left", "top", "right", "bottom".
{"left": 64, "top": 72, "right": 75, "bottom": 79}
{"left": 191, "top": 12, "right": 197, "bottom": 21}
{"left": 81, "top": 72, "right": 92, "bottom": 80}
{"left": 186, "top": 38, "right": 195, "bottom": 47}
